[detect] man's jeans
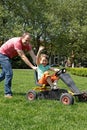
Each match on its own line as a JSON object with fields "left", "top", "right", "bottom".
{"left": 0, "top": 53, "right": 13, "bottom": 95}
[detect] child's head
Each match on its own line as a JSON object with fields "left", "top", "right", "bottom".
{"left": 39, "top": 54, "right": 49, "bottom": 66}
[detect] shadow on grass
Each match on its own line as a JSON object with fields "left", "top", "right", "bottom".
{"left": 13, "top": 92, "right": 26, "bottom": 96}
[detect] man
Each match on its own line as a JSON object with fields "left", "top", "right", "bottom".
{"left": 0, "top": 33, "right": 37, "bottom": 98}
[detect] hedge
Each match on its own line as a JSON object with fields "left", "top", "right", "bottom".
{"left": 66, "top": 68, "right": 87, "bottom": 77}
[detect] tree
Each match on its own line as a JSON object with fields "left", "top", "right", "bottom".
{"left": 0, "top": 0, "right": 87, "bottom": 67}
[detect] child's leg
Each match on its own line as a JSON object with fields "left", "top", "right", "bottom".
{"left": 53, "top": 80, "right": 58, "bottom": 85}
{"left": 38, "top": 71, "right": 50, "bottom": 85}
{"left": 53, "top": 80, "right": 59, "bottom": 89}
{"left": 38, "top": 71, "right": 58, "bottom": 89}
{"left": 51, "top": 74, "right": 59, "bottom": 89}
{"left": 46, "top": 77, "right": 54, "bottom": 89}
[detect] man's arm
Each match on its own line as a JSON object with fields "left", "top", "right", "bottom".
{"left": 29, "top": 50, "right": 36, "bottom": 64}
{"left": 17, "top": 50, "right": 36, "bottom": 70}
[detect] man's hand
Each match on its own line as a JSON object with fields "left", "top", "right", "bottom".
{"left": 32, "top": 66, "right": 37, "bottom": 70}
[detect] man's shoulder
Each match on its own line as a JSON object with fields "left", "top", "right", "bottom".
{"left": 9, "top": 37, "right": 21, "bottom": 42}
{"left": 3, "top": 37, "right": 21, "bottom": 46}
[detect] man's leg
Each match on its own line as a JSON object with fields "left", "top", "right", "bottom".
{"left": 0, "top": 55, "right": 13, "bottom": 96}
{"left": 0, "top": 68, "right": 5, "bottom": 82}
{"left": 4, "top": 61, "right": 13, "bottom": 95}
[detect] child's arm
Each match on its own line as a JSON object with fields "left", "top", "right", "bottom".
{"left": 36, "top": 46, "right": 44, "bottom": 65}
{"left": 49, "top": 67, "right": 59, "bottom": 72}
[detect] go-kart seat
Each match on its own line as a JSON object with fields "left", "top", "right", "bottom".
{"left": 34, "top": 70, "right": 43, "bottom": 86}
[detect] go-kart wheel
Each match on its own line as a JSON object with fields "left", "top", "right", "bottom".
{"left": 37, "top": 92, "right": 45, "bottom": 99}
{"left": 60, "top": 93, "right": 74, "bottom": 105}
{"left": 26, "top": 90, "right": 37, "bottom": 101}
{"left": 77, "top": 92, "right": 87, "bottom": 102}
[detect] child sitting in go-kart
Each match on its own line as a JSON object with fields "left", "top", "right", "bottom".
{"left": 36, "top": 46, "right": 59, "bottom": 89}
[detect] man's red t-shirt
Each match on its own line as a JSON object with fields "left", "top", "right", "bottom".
{"left": 0, "top": 37, "right": 32, "bottom": 58}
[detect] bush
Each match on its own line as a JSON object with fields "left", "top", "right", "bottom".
{"left": 67, "top": 68, "right": 87, "bottom": 77}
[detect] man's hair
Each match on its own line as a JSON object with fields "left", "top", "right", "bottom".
{"left": 22, "top": 32, "right": 30, "bottom": 38}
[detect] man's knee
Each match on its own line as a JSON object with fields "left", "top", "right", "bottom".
{"left": 5, "top": 70, "right": 13, "bottom": 78}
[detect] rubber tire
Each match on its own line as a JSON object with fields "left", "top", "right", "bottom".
{"left": 26, "top": 90, "right": 37, "bottom": 101}
{"left": 37, "top": 92, "right": 45, "bottom": 99}
{"left": 60, "top": 93, "right": 74, "bottom": 105}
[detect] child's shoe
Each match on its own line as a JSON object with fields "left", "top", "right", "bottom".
{"left": 53, "top": 82, "right": 59, "bottom": 89}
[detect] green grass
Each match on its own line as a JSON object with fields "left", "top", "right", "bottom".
{"left": 0, "top": 69, "right": 87, "bottom": 130}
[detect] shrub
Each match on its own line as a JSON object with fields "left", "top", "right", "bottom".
{"left": 67, "top": 68, "right": 87, "bottom": 77}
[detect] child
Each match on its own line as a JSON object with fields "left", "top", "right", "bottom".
{"left": 36, "top": 46, "right": 59, "bottom": 89}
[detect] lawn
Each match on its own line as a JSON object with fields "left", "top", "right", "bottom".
{"left": 0, "top": 69, "right": 87, "bottom": 130}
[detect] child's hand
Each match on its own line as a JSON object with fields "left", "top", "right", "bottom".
{"left": 39, "top": 46, "right": 44, "bottom": 52}
{"left": 54, "top": 68, "right": 60, "bottom": 72}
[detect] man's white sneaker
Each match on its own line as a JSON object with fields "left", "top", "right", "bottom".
{"left": 4, "top": 94, "right": 12, "bottom": 98}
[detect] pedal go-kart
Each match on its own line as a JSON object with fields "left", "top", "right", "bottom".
{"left": 26, "top": 68, "right": 87, "bottom": 105}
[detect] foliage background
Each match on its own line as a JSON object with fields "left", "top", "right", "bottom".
{"left": 0, "top": 0, "right": 87, "bottom": 68}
